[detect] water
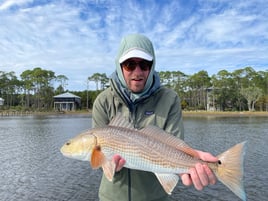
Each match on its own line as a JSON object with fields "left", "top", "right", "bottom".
{"left": 0, "top": 114, "right": 267, "bottom": 201}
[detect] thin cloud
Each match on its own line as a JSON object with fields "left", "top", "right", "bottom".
{"left": 0, "top": 0, "right": 33, "bottom": 10}
{"left": 0, "top": 0, "right": 267, "bottom": 91}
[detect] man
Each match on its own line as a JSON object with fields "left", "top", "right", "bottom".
{"left": 92, "top": 33, "right": 218, "bottom": 201}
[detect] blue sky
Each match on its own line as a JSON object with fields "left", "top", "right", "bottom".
{"left": 0, "top": 0, "right": 267, "bottom": 91}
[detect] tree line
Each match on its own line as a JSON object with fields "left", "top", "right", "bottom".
{"left": 0, "top": 66, "right": 267, "bottom": 112}
{"left": 0, "top": 68, "right": 68, "bottom": 110}
{"left": 159, "top": 67, "right": 267, "bottom": 111}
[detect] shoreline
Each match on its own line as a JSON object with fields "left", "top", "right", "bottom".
{"left": 182, "top": 111, "right": 268, "bottom": 117}
{"left": 1, "top": 110, "right": 267, "bottom": 117}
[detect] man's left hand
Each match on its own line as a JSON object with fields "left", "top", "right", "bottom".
{"left": 180, "top": 150, "right": 218, "bottom": 190}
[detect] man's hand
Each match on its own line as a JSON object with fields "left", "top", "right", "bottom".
{"left": 180, "top": 150, "right": 218, "bottom": 190}
{"left": 112, "top": 154, "right": 126, "bottom": 172}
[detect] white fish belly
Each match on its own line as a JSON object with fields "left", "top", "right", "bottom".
{"left": 102, "top": 147, "right": 190, "bottom": 174}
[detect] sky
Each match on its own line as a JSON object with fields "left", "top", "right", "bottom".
{"left": 0, "top": 0, "right": 267, "bottom": 91}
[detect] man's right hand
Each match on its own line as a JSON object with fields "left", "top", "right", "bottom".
{"left": 112, "top": 154, "right": 126, "bottom": 172}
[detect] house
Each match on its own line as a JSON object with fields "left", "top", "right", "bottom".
{"left": 53, "top": 92, "right": 81, "bottom": 111}
{"left": 0, "top": 97, "right": 4, "bottom": 106}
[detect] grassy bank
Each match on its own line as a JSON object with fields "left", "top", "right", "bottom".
{"left": 1, "top": 109, "right": 267, "bottom": 117}
{"left": 183, "top": 111, "right": 268, "bottom": 117}
{"left": 64, "top": 110, "right": 268, "bottom": 117}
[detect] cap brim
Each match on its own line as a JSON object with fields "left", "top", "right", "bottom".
{"left": 119, "top": 49, "right": 153, "bottom": 63}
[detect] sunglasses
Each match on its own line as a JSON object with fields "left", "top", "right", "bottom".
{"left": 121, "top": 60, "right": 153, "bottom": 72}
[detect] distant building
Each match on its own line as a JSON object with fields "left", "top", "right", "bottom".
{"left": 206, "top": 87, "right": 216, "bottom": 111}
{"left": 0, "top": 97, "right": 4, "bottom": 106}
{"left": 53, "top": 92, "right": 81, "bottom": 111}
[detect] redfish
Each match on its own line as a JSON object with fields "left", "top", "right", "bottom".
{"left": 61, "top": 114, "right": 246, "bottom": 201}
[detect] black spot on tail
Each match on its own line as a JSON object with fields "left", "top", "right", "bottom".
{"left": 95, "top": 145, "right": 101, "bottom": 151}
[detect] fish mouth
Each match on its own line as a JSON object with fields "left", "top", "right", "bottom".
{"left": 60, "top": 148, "right": 90, "bottom": 161}
{"left": 60, "top": 147, "right": 72, "bottom": 156}
{"left": 61, "top": 151, "right": 79, "bottom": 159}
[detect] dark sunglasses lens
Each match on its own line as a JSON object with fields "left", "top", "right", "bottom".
{"left": 122, "top": 60, "right": 152, "bottom": 71}
{"left": 139, "top": 61, "right": 151, "bottom": 71}
{"left": 126, "top": 61, "right": 137, "bottom": 71}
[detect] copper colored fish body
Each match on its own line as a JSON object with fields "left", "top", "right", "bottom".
{"left": 61, "top": 114, "right": 246, "bottom": 201}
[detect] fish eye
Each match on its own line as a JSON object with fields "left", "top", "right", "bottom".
{"left": 66, "top": 142, "right": 71, "bottom": 146}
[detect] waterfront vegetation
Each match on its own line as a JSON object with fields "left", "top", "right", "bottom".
{"left": 0, "top": 66, "right": 267, "bottom": 113}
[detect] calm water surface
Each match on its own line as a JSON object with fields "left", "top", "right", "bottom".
{"left": 0, "top": 114, "right": 267, "bottom": 201}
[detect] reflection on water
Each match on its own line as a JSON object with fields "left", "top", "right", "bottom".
{"left": 0, "top": 115, "right": 267, "bottom": 201}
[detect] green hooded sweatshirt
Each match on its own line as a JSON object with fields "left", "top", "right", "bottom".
{"left": 92, "top": 34, "right": 184, "bottom": 201}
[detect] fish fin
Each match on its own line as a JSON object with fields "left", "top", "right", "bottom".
{"left": 91, "top": 146, "right": 105, "bottom": 169}
{"left": 141, "top": 126, "right": 199, "bottom": 158}
{"left": 215, "top": 141, "right": 247, "bottom": 201}
{"left": 102, "top": 159, "right": 116, "bottom": 182}
{"left": 155, "top": 173, "right": 179, "bottom": 195}
{"left": 109, "top": 113, "right": 134, "bottom": 129}
{"left": 111, "top": 113, "right": 199, "bottom": 159}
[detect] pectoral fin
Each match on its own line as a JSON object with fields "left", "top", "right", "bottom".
{"left": 155, "top": 173, "right": 179, "bottom": 194}
{"left": 90, "top": 146, "right": 116, "bottom": 182}
{"left": 91, "top": 146, "right": 105, "bottom": 169}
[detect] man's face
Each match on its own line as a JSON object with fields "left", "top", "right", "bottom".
{"left": 121, "top": 58, "right": 152, "bottom": 93}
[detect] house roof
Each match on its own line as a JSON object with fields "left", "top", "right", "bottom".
{"left": 53, "top": 92, "right": 81, "bottom": 99}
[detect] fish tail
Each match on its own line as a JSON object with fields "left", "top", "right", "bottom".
{"left": 215, "top": 141, "right": 247, "bottom": 201}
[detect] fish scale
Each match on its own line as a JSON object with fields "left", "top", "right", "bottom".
{"left": 95, "top": 126, "right": 193, "bottom": 172}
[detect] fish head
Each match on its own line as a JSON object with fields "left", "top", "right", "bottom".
{"left": 60, "top": 132, "right": 97, "bottom": 161}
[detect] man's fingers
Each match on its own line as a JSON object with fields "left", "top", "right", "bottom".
{"left": 189, "top": 166, "right": 203, "bottom": 191}
{"left": 203, "top": 164, "right": 217, "bottom": 185}
{"left": 195, "top": 163, "right": 209, "bottom": 187}
{"left": 180, "top": 155, "right": 217, "bottom": 190}
{"left": 112, "top": 154, "right": 121, "bottom": 163}
{"left": 112, "top": 154, "right": 126, "bottom": 172}
{"left": 116, "top": 158, "right": 126, "bottom": 172}
{"left": 180, "top": 173, "right": 193, "bottom": 186}
{"left": 197, "top": 151, "right": 218, "bottom": 162}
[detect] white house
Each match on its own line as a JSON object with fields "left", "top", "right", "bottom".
{"left": 0, "top": 97, "right": 4, "bottom": 106}
{"left": 53, "top": 92, "right": 81, "bottom": 111}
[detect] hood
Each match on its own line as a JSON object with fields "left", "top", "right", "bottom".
{"left": 113, "top": 34, "right": 158, "bottom": 102}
